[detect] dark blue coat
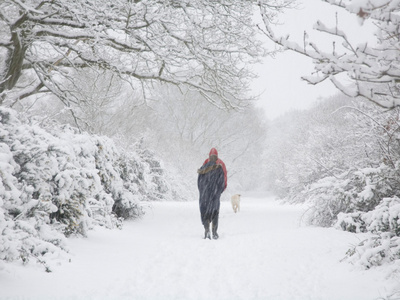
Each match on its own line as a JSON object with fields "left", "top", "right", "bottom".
{"left": 197, "top": 161, "right": 225, "bottom": 224}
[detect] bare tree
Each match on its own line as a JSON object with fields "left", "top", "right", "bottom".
{"left": 0, "top": 0, "right": 292, "bottom": 112}
{"left": 258, "top": 0, "right": 400, "bottom": 109}
{"left": 114, "top": 85, "right": 269, "bottom": 191}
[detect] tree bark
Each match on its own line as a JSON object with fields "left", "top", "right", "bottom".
{"left": 0, "top": 30, "right": 27, "bottom": 105}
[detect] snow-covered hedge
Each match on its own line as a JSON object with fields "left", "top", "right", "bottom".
{"left": 305, "top": 164, "right": 397, "bottom": 227}
{"left": 303, "top": 163, "right": 400, "bottom": 269}
{"left": 266, "top": 96, "right": 400, "bottom": 273}
{"left": 336, "top": 197, "right": 400, "bottom": 269}
{"left": 0, "top": 107, "right": 173, "bottom": 271}
{"left": 337, "top": 197, "right": 400, "bottom": 235}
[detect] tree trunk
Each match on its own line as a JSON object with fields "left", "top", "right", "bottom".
{"left": 0, "top": 31, "right": 27, "bottom": 105}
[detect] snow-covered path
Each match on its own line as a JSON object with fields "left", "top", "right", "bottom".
{"left": 1, "top": 195, "right": 395, "bottom": 300}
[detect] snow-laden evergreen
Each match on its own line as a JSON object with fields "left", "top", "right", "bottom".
{"left": 0, "top": 107, "right": 175, "bottom": 271}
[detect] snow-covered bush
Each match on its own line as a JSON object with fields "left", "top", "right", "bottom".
{"left": 0, "top": 115, "right": 69, "bottom": 271}
{"left": 343, "top": 233, "right": 400, "bottom": 270}
{"left": 0, "top": 107, "right": 173, "bottom": 270}
{"left": 337, "top": 197, "right": 400, "bottom": 269}
{"left": 303, "top": 173, "right": 355, "bottom": 227}
{"left": 337, "top": 197, "right": 400, "bottom": 235}
{"left": 305, "top": 164, "right": 398, "bottom": 227}
{"left": 302, "top": 102, "right": 400, "bottom": 230}
{"left": 266, "top": 95, "right": 400, "bottom": 271}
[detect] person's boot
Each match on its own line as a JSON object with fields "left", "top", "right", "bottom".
{"left": 212, "top": 215, "right": 219, "bottom": 239}
{"left": 204, "top": 222, "right": 211, "bottom": 240}
{"left": 212, "top": 232, "right": 219, "bottom": 240}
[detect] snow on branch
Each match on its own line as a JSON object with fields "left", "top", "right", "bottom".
{"left": 259, "top": 0, "right": 400, "bottom": 109}
{"left": 1, "top": 0, "right": 288, "bottom": 109}
{"left": 10, "top": 0, "right": 44, "bottom": 15}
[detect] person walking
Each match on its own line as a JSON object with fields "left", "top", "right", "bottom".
{"left": 197, "top": 148, "right": 227, "bottom": 239}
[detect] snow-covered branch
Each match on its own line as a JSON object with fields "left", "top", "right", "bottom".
{"left": 0, "top": 0, "right": 291, "bottom": 109}
{"left": 258, "top": 0, "right": 400, "bottom": 109}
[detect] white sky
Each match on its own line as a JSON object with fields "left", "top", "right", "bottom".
{"left": 251, "top": 0, "right": 373, "bottom": 120}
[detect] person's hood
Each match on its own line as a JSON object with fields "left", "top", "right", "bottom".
{"left": 209, "top": 148, "right": 218, "bottom": 157}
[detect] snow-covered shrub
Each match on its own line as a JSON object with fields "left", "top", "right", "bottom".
{"left": 0, "top": 107, "right": 173, "bottom": 270}
{"left": 266, "top": 96, "right": 400, "bottom": 272}
{"left": 343, "top": 233, "right": 400, "bottom": 270}
{"left": 305, "top": 164, "right": 398, "bottom": 227}
{"left": 303, "top": 173, "right": 355, "bottom": 227}
{"left": 337, "top": 197, "right": 400, "bottom": 235}
{"left": 337, "top": 197, "right": 400, "bottom": 269}
{"left": 0, "top": 117, "right": 69, "bottom": 271}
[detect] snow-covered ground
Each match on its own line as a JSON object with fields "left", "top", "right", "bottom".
{"left": 1, "top": 194, "right": 397, "bottom": 300}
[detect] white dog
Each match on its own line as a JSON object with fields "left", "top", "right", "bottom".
{"left": 231, "top": 194, "right": 241, "bottom": 213}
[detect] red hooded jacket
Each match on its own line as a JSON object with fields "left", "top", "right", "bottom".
{"left": 203, "top": 148, "right": 227, "bottom": 191}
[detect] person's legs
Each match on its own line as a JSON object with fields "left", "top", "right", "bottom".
{"left": 203, "top": 220, "right": 211, "bottom": 239}
{"left": 211, "top": 211, "right": 219, "bottom": 239}
{"left": 200, "top": 202, "right": 211, "bottom": 239}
